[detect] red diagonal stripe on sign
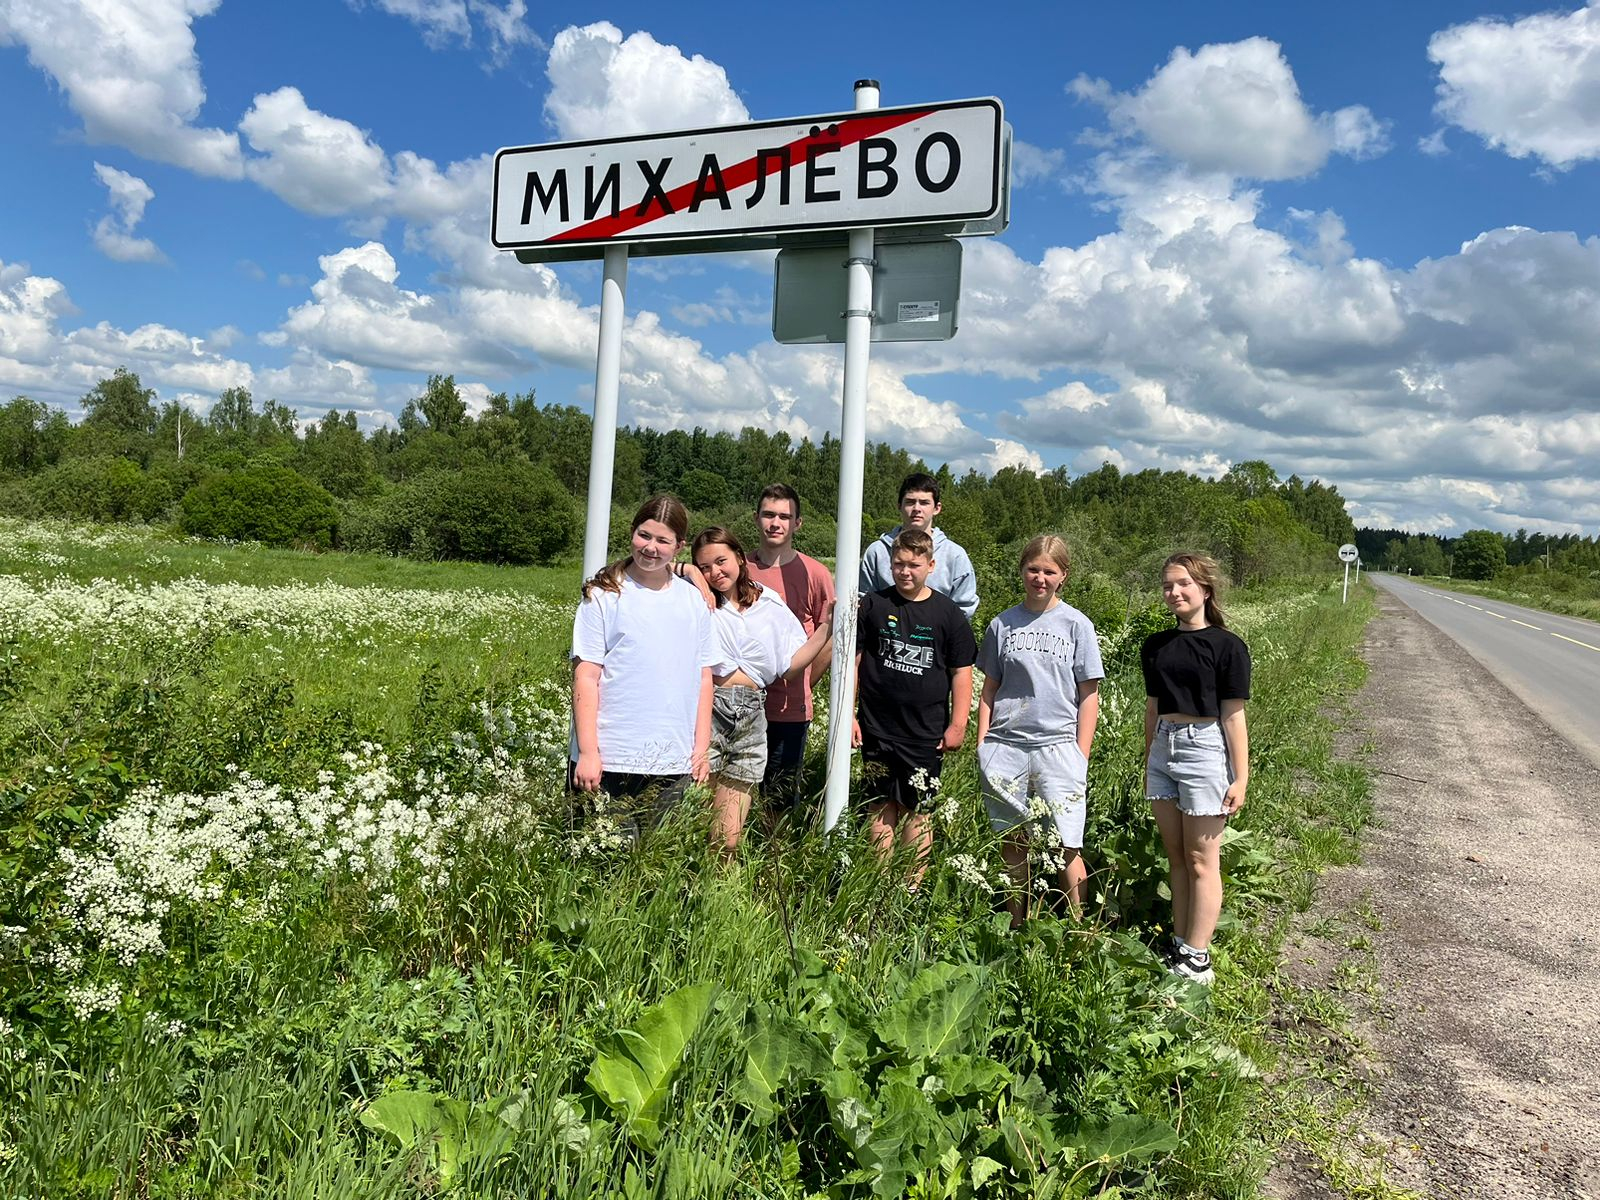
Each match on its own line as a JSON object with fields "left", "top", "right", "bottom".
{"left": 547, "top": 108, "right": 935, "bottom": 243}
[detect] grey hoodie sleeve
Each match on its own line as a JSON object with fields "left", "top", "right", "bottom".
{"left": 859, "top": 537, "right": 891, "bottom": 596}
{"left": 945, "top": 544, "right": 980, "bottom": 620}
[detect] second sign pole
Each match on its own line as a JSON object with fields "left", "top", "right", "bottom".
{"left": 823, "top": 79, "right": 881, "bottom": 834}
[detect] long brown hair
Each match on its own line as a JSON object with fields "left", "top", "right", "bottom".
{"left": 582, "top": 495, "right": 690, "bottom": 600}
{"left": 691, "top": 527, "right": 760, "bottom": 609}
{"left": 1162, "top": 551, "right": 1228, "bottom": 628}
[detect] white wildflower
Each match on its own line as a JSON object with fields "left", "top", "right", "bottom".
{"left": 948, "top": 854, "right": 991, "bottom": 889}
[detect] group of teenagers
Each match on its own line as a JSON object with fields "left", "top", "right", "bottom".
{"left": 569, "top": 474, "right": 1251, "bottom": 985}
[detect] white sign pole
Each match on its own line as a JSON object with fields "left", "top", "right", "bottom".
{"left": 1342, "top": 561, "right": 1350, "bottom": 604}
{"left": 581, "top": 244, "right": 628, "bottom": 580}
{"left": 823, "top": 79, "right": 880, "bottom": 835}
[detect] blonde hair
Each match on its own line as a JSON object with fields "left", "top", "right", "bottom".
{"left": 1162, "top": 551, "right": 1228, "bottom": 628}
{"left": 582, "top": 495, "right": 690, "bottom": 600}
{"left": 1020, "top": 534, "right": 1071, "bottom": 579}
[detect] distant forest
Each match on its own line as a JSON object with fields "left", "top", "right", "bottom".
{"left": 1358, "top": 525, "right": 1600, "bottom": 587}
{"left": 3, "top": 368, "right": 1367, "bottom": 614}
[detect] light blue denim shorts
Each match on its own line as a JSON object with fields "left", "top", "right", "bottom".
{"left": 1146, "top": 719, "right": 1232, "bottom": 817}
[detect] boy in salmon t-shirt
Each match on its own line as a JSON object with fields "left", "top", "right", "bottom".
{"left": 744, "top": 483, "right": 835, "bottom": 813}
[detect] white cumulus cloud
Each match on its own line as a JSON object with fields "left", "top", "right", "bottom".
{"left": 543, "top": 22, "right": 748, "bottom": 141}
{"left": 1071, "top": 37, "right": 1388, "bottom": 179}
{"left": 355, "top": 0, "right": 470, "bottom": 46}
{"left": 1428, "top": 2, "right": 1600, "bottom": 168}
{"left": 0, "top": 0, "right": 242, "bottom": 177}
{"left": 240, "top": 88, "right": 395, "bottom": 217}
{"left": 90, "top": 163, "right": 166, "bottom": 263}
{"left": 350, "top": 0, "right": 538, "bottom": 66}
{"left": 1011, "top": 140, "right": 1066, "bottom": 186}
{"left": 0, "top": 259, "right": 251, "bottom": 407}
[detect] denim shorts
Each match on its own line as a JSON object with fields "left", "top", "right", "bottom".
{"left": 710, "top": 686, "right": 767, "bottom": 785}
{"left": 1146, "top": 719, "right": 1233, "bottom": 817}
{"left": 979, "top": 739, "right": 1088, "bottom": 848}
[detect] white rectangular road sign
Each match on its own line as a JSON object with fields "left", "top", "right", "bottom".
{"left": 492, "top": 98, "right": 1004, "bottom": 254}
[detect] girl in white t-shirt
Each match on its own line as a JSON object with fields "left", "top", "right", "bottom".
{"left": 570, "top": 496, "right": 719, "bottom": 835}
{"left": 691, "top": 528, "right": 833, "bottom": 853}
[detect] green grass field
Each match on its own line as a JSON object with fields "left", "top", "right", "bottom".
{"left": 0, "top": 517, "right": 1384, "bottom": 1198}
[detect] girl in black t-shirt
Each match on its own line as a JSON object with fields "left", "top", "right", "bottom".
{"left": 1140, "top": 552, "right": 1251, "bottom": 986}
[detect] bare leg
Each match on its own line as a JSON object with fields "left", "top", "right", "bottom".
{"left": 1001, "top": 831, "right": 1031, "bottom": 927}
{"left": 1180, "top": 813, "right": 1227, "bottom": 949}
{"left": 1056, "top": 847, "right": 1087, "bottom": 915}
{"left": 1151, "top": 799, "right": 1190, "bottom": 940}
{"left": 865, "top": 800, "right": 904, "bottom": 863}
{"left": 709, "top": 776, "right": 753, "bottom": 858}
{"left": 900, "top": 811, "right": 933, "bottom": 889}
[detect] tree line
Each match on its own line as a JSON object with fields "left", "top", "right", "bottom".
{"left": 0, "top": 369, "right": 1357, "bottom": 600}
{"left": 1358, "top": 525, "right": 1600, "bottom": 588}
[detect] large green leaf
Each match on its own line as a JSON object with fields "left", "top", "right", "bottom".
{"left": 359, "top": 1089, "right": 512, "bottom": 1188}
{"left": 738, "top": 1005, "right": 826, "bottom": 1122}
{"left": 1069, "top": 1114, "right": 1179, "bottom": 1164}
{"left": 586, "top": 982, "right": 717, "bottom": 1149}
{"left": 921, "top": 1053, "right": 1012, "bottom": 1102}
{"left": 859, "top": 1075, "right": 942, "bottom": 1199}
{"left": 877, "top": 962, "right": 989, "bottom": 1063}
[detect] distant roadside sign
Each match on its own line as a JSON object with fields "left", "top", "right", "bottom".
{"left": 493, "top": 98, "right": 1005, "bottom": 258}
{"left": 1338, "top": 543, "right": 1358, "bottom": 563}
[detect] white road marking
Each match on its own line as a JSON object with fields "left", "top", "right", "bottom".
{"left": 1485, "top": 611, "right": 1506, "bottom": 619}
{"left": 1511, "top": 619, "right": 1542, "bottom": 630}
{"left": 1551, "top": 632, "right": 1600, "bottom": 654}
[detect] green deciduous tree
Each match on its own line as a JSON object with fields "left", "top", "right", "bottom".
{"left": 179, "top": 464, "right": 339, "bottom": 547}
{"left": 1222, "top": 459, "right": 1280, "bottom": 499}
{"left": 1451, "top": 529, "right": 1507, "bottom": 580}
{"left": 82, "top": 368, "right": 157, "bottom": 435}
{"left": 300, "top": 410, "right": 379, "bottom": 498}
{"left": 29, "top": 455, "right": 167, "bottom": 521}
{"left": 443, "top": 463, "right": 579, "bottom": 564}
{"left": 209, "top": 386, "right": 256, "bottom": 437}
{"left": 678, "top": 467, "right": 729, "bottom": 512}
{"left": 418, "top": 374, "right": 466, "bottom": 433}
{"left": 0, "top": 397, "right": 70, "bottom": 472}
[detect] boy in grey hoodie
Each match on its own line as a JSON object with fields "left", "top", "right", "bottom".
{"left": 858, "top": 472, "right": 979, "bottom": 620}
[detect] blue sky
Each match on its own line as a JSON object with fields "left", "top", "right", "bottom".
{"left": 3, "top": 1, "right": 1599, "bottom": 535}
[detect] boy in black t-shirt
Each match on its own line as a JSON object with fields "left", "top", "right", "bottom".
{"left": 852, "top": 528, "right": 977, "bottom": 885}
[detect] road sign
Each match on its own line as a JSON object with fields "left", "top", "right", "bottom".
{"left": 493, "top": 98, "right": 1005, "bottom": 258}
{"left": 1339, "top": 543, "right": 1358, "bottom": 604}
{"left": 772, "top": 238, "right": 961, "bottom": 343}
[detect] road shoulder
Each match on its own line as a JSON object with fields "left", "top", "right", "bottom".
{"left": 1267, "top": 586, "right": 1600, "bottom": 1199}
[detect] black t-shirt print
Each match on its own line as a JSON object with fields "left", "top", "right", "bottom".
{"left": 1140, "top": 625, "right": 1251, "bottom": 718}
{"left": 856, "top": 587, "right": 977, "bottom": 749}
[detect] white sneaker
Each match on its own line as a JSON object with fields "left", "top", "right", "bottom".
{"left": 1169, "top": 946, "right": 1214, "bottom": 985}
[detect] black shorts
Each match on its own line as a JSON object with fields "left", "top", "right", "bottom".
{"left": 762, "top": 720, "right": 810, "bottom": 809}
{"left": 566, "top": 764, "right": 691, "bottom": 841}
{"left": 858, "top": 735, "right": 943, "bottom": 812}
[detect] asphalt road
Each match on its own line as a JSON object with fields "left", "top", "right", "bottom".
{"left": 1369, "top": 572, "right": 1600, "bottom": 770}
